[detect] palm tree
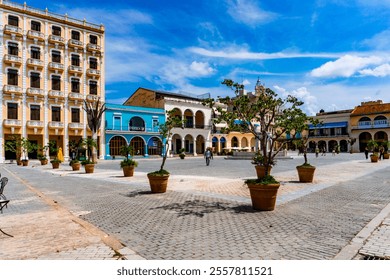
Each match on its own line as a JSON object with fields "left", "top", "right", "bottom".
{"left": 83, "top": 99, "right": 106, "bottom": 163}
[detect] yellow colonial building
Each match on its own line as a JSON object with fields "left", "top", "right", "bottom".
{"left": 0, "top": 0, "right": 105, "bottom": 162}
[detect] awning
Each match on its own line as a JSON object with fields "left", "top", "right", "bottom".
{"left": 309, "top": 121, "right": 348, "bottom": 129}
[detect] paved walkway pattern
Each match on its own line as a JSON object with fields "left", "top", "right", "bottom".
{"left": 1, "top": 153, "right": 390, "bottom": 260}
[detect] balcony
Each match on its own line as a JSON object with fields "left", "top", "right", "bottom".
{"left": 48, "top": 121, "right": 64, "bottom": 129}
{"left": 48, "top": 35, "right": 65, "bottom": 45}
{"left": 27, "top": 58, "right": 44, "bottom": 69}
{"left": 4, "top": 25, "right": 23, "bottom": 36}
{"left": 48, "top": 62, "right": 64, "bottom": 72}
{"left": 86, "top": 94, "right": 100, "bottom": 102}
{"left": 87, "top": 43, "right": 101, "bottom": 53}
{"left": 27, "top": 30, "right": 45, "bottom": 41}
{"left": 3, "top": 54, "right": 22, "bottom": 65}
{"left": 3, "top": 85, "right": 23, "bottom": 95}
{"left": 68, "top": 92, "right": 84, "bottom": 101}
{"left": 26, "top": 88, "right": 44, "bottom": 97}
{"left": 68, "top": 123, "right": 84, "bottom": 130}
{"left": 68, "top": 65, "right": 83, "bottom": 74}
{"left": 353, "top": 120, "right": 390, "bottom": 130}
{"left": 27, "top": 120, "right": 44, "bottom": 128}
{"left": 86, "top": 68, "right": 100, "bottom": 77}
{"left": 3, "top": 119, "right": 22, "bottom": 128}
{"left": 68, "top": 39, "right": 84, "bottom": 49}
{"left": 48, "top": 90, "right": 65, "bottom": 99}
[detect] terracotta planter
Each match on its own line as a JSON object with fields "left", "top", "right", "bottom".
{"left": 255, "top": 165, "right": 272, "bottom": 179}
{"left": 84, "top": 164, "right": 95, "bottom": 173}
{"left": 384, "top": 153, "right": 389, "bottom": 159}
{"left": 72, "top": 162, "right": 81, "bottom": 171}
{"left": 51, "top": 162, "right": 60, "bottom": 169}
{"left": 296, "top": 165, "right": 316, "bottom": 183}
{"left": 247, "top": 182, "right": 280, "bottom": 211}
{"left": 22, "top": 160, "right": 29, "bottom": 166}
{"left": 370, "top": 155, "right": 379, "bottom": 162}
{"left": 40, "top": 159, "right": 48, "bottom": 165}
{"left": 122, "top": 165, "right": 135, "bottom": 177}
{"left": 16, "top": 159, "right": 22, "bottom": 166}
{"left": 147, "top": 174, "right": 170, "bottom": 193}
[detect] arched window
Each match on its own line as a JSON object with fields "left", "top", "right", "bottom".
{"left": 109, "top": 136, "right": 127, "bottom": 156}
{"left": 129, "top": 117, "right": 145, "bottom": 131}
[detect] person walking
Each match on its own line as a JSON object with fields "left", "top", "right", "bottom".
{"left": 204, "top": 148, "right": 213, "bottom": 166}
{"left": 364, "top": 146, "right": 369, "bottom": 159}
{"left": 315, "top": 147, "right": 319, "bottom": 158}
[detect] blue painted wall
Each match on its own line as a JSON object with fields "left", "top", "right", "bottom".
{"left": 105, "top": 104, "right": 165, "bottom": 159}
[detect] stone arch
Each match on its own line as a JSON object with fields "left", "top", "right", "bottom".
{"left": 130, "top": 136, "right": 145, "bottom": 156}
{"left": 231, "top": 136, "right": 238, "bottom": 148}
{"left": 196, "top": 134, "right": 205, "bottom": 154}
{"left": 328, "top": 140, "right": 338, "bottom": 152}
{"left": 241, "top": 137, "right": 248, "bottom": 148}
{"left": 359, "top": 132, "right": 372, "bottom": 152}
{"left": 340, "top": 140, "right": 348, "bottom": 152}
{"left": 109, "top": 135, "right": 127, "bottom": 157}
{"left": 147, "top": 137, "right": 162, "bottom": 156}
{"left": 374, "top": 131, "right": 388, "bottom": 143}
{"left": 184, "top": 134, "right": 194, "bottom": 153}
{"left": 184, "top": 109, "right": 194, "bottom": 128}
{"left": 171, "top": 133, "right": 182, "bottom": 154}
{"left": 195, "top": 110, "right": 205, "bottom": 129}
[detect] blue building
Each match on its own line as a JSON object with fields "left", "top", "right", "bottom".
{"left": 104, "top": 103, "right": 165, "bottom": 159}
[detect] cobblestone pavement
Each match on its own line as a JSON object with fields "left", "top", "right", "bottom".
{"left": 1, "top": 153, "right": 390, "bottom": 260}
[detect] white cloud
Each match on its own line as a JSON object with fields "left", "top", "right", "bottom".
{"left": 359, "top": 64, "right": 390, "bottom": 77}
{"left": 225, "top": 0, "right": 277, "bottom": 27}
{"left": 362, "top": 30, "right": 390, "bottom": 50}
{"left": 273, "top": 86, "right": 319, "bottom": 116}
{"left": 310, "top": 55, "right": 383, "bottom": 78}
{"left": 189, "top": 61, "right": 215, "bottom": 76}
{"left": 189, "top": 46, "right": 340, "bottom": 60}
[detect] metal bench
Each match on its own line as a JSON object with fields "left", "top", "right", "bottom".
{"left": 0, "top": 176, "right": 13, "bottom": 237}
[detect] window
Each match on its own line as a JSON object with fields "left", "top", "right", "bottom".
{"left": 89, "top": 57, "right": 98, "bottom": 69}
{"left": 31, "top": 21, "right": 41, "bottom": 32}
{"left": 8, "top": 42, "right": 18, "bottom": 56}
{"left": 30, "top": 105, "right": 40, "bottom": 121}
{"left": 153, "top": 119, "right": 159, "bottom": 128}
{"left": 8, "top": 15, "right": 19, "bottom": 27}
{"left": 71, "top": 54, "right": 80, "bottom": 66}
{"left": 52, "top": 50, "right": 61, "bottom": 63}
{"left": 71, "top": 108, "right": 80, "bottom": 123}
{"left": 7, "top": 103, "right": 18, "bottom": 119}
{"left": 51, "top": 106, "right": 61, "bottom": 122}
{"left": 90, "top": 35, "right": 98, "bottom": 44}
{"left": 52, "top": 26, "right": 61, "bottom": 36}
{"left": 129, "top": 117, "right": 145, "bottom": 131}
{"left": 71, "top": 30, "right": 80, "bottom": 40}
{"left": 31, "top": 47, "right": 41, "bottom": 60}
{"left": 51, "top": 75, "right": 61, "bottom": 90}
{"left": 7, "top": 69, "right": 18, "bottom": 86}
{"left": 71, "top": 78, "right": 80, "bottom": 93}
{"left": 89, "top": 81, "right": 97, "bottom": 95}
{"left": 30, "top": 72, "right": 40, "bottom": 88}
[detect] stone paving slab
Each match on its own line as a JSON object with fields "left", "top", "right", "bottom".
{"left": 1, "top": 155, "right": 390, "bottom": 260}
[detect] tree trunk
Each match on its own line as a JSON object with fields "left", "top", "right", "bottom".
{"left": 92, "top": 132, "right": 98, "bottom": 163}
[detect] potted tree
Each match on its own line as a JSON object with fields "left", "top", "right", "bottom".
{"left": 4, "top": 135, "right": 22, "bottom": 165}
{"left": 68, "top": 139, "right": 82, "bottom": 171}
{"left": 147, "top": 110, "right": 184, "bottom": 193}
{"left": 119, "top": 144, "right": 138, "bottom": 177}
{"left": 383, "top": 141, "right": 389, "bottom": 159}
{"left": 20, "top": 138, "right": 37, "bottom": 166}
{"left": 81, "top": 138, "right": 97, "bottom": 173}
{"left": 367, "top": 139, "right": 379, "bottom": 162}
{"left": 179, "top": 148, "right": 186, "bottom": 159}
{"left": 206, "top": 79, "right": 312, "bottom": 211}
{"left": 48, "top": 140, "right": 62, "bottom": 169}
{"left": 37, "top": 144, "right": 49, "bottom": 165}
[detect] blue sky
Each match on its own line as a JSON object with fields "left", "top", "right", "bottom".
{"left": 24, "top": 0, "right": 390, "bottom": 115}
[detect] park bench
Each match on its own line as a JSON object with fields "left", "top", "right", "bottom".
{"left": 0, "top": 176, "right": 13, "bottom": 237}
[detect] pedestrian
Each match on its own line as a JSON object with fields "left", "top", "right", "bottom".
{"left": 315, "top": 147, "right": 319, "bottom": 158}
{"left": 379, "top": 146, "right": 384, "bottom": 160}
{"left": 332, "top": 148, "right": 335, "bottom": 156}
{"left": 322, "top": 147, "right": 326, "bottom": 156}
{"left": 204, "top": 148, "right": 213, "bottom": 166}
{"left": 364, "top": 146, "right": 369, "bottom": 159}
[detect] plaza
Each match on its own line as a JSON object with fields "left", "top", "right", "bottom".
{"left": 1, "top": 152, "right": 390, "bottom": 260}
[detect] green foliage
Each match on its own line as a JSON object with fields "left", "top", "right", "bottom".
{"left": 120, "top": 158, "right": 138, "bottom": 168}
{"left": 204, "top": 79, "right": 314, "bottom": 174}
{"left": 70, "top": 159, "right": 80, "bottom": 165}
{"left": 119, "top": 145, "right": 134, "bottom": 160}
{"left": 251, "top": 152, "right": 275, "bottom": 166}
{"left": 245, "top": 175, "right": 278, "bottom": 185}
{"left": 148, "top": 169, "right": 170, "bottom": 176}
{"left": 50, "top": 158, "right": 62, "bottom": 164}
{"left": 367, "top": 139, "right": 378, "bottom": 152}
{"left": 20, "top": 138, "right": 38, "bottom": 160}
{"left": 81, "top": 138, "right": 97, "bottom": 163}
{"left": 81, "top": 159, "right": 95, "bottom": 165}
{"left": 4, "top": 135, "right": 22, "bottom": 158}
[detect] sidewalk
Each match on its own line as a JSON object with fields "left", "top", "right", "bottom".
{"left": 1, "top": 155, "right": 390, "bottom": 260}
